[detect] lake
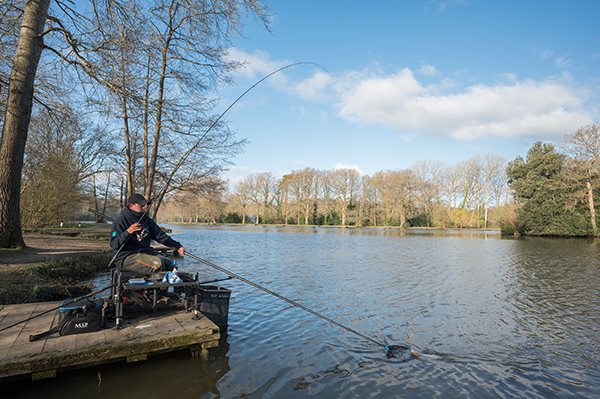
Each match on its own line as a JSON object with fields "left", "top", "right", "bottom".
{"left": 6, "top": 225, "right": 600, "bottom": 398}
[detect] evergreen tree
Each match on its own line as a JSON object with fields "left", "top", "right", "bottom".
{"left": 507, "top": 141, "right": 592, "bottom": 236}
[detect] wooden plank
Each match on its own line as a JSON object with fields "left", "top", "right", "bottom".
{"left": 0, "top": 301, "right": 221, "bottom": 381}
{"left": 3, "top": 303, "right": 58, "bottom": 360}
{"left": 0, "top": 304, "right": 35, "bottom": 349}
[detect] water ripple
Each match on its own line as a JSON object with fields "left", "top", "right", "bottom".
{"left": 75, "top": 226, "right": 600, "bottom": 399}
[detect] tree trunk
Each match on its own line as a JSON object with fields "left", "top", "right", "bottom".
{"left": 484, "top": 183, "right": 490, "bottom": 228}
{"left": 0, "top": 0, "right": 51, "bottom": 248}
{"left": 587, "top": 180, "right": 597, "bottom": 234}
{"left": 304, "top": 202, "right": 309, "bottom": 225}
{"left": 102, "top": 172, "right": 111, "bottom": 216}
{"left": 145, "top": 22, "right": 175, "bottom": 199}
{"left": 122, "top": 97, "right": 134, "bottom": 198}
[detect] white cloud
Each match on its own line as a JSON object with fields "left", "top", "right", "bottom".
{"left": 227, "top": 50, "right": 594, "bottom": 141}
{"left": 419, "top": 64, "right": 440, "bottom": 76}
{"left": 337, "top": 68, "right": 593, "bottom": 140}
{"left": 333, "top": 163, "right": 366, "bottom": 176}
{"left": 226, "top": 48, "right": 291, "bottom": 86}
{"left": 499, "top": 73, "right": 517, "bottom": 82}
{"left": 294, "top": 71, "right": 332, "bottom": 101}
{"left": 427, "top": 0, "right": 467, "bottom": 14}
{"left": 227, "top": 48, "right": 333, "bottom": 101}
{"left": 540, "top": 50, "right": 554, "bottom": 60}
{"left": 555, "top": 54, "right": 575, "bottom": 69}
{"left": 399, "top": 131, "right": 425, "bottom": 143}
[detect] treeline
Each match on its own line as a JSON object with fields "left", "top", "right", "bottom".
{"left": 17, "top": 100, "right": 599, "bottom": 235}
{"left": 159, "top": 123, "right": 600, "bottom": 236}
{"left": 157, "top": 154, "right": 513, "bottom": 229}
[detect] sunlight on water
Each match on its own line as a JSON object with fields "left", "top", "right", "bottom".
{"left": 10, "top": 226, "right": 600, "bottom": 399}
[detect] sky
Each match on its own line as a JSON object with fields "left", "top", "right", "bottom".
{"left": 217, "top": 0, "right": 600, "bottom": 185}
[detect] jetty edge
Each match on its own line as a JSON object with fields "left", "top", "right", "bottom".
{"left": 0, "top": 300, "right": 221, "bottom": 381}
{"left": 0, "top": 224, "right": 228, "bottom": 381}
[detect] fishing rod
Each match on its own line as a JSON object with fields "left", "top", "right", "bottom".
{"left": 198, "top": 276, "right": 234, "bottom": 285}
{"left": 185, "top": 252, "right": 404, "bottom": 357}
{"left": 89, "top": 208, "right": 114, "bottom": 222}
{"left": 0, "top": 284, "right": 115, "bottom": 334}
{"left": 89, "top": 210, "right": 407, "bottom": 357}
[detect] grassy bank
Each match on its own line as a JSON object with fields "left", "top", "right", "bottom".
{"left": 0, "top": 252, "right": 112, "bottom": 305}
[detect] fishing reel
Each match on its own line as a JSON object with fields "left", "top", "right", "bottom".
{"left": 136, "top": 227, "right": 149, "bottom": 241}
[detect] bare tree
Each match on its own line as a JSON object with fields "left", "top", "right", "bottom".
{"left": 227, "top": 190, "right": 249, "bottom": 224}
{"left": 318, "top": 170, "right": 334, "bottom": 225}
{"left": 193, "top": 177, "right": 228, "bottom": 224}
{"left": 328, "top": 168, "right": 361, "bottom": 226}
{"left": 236, "top": 172, "right": 276, "bottom": 224}
{"left": 0, "top": 0, "right": 51, "bottom": 247}
{"left": 411, "top": 160, "right": 444, "bottom": 226}
{"left": 0, "top": 0, "right": 270, "bottom": 247}
{"left": 21, "top": 105, "right": 112, "bottom": 227}
{"left": 358, "top": 175, "right": 374, "bottom": 227}
{"left": 482, "top": 154, "right": 506, "bottom": 228}
{"left": 371, "top": 169, "right": 415, "bottom": 227}
{"left": 288, "top": 168, "right": 317, "bottom": 225}
{"left": 277, "top": 174, "right": 292, "bottom": 225}
{"left": 441, "top": 164, "right": 462, "bottom": 210}
{"left": 87, "top": 0, "right": 270, "bottom": 215}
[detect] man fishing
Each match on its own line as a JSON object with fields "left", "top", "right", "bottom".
{"left": 110, "top": 194, "right": 186, "bottom": 276}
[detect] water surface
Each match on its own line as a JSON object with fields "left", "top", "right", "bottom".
{"left": 7, "top": 226, "right": 600, "bottom": 398}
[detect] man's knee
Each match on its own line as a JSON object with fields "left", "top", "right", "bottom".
{"left": 121, "top": 253, "right": 165, "bottom": 276}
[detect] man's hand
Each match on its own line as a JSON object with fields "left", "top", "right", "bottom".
{"left": 127, "top": 223, "right": 142, "bottom": 234}
{"left": 178, "top": 247, "right": 186, "bottom": 256}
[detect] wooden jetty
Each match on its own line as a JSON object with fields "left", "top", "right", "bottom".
{"left": 0, "top": 301, "right": 220, "bottom": 381}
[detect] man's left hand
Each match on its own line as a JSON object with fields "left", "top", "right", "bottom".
{"left": 178, "top": 247, "right": 186, "bottom": 256}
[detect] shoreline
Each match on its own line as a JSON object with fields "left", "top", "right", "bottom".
{"left": 0, "top": 224, "right": 111, "bottom": 273}
{"left": 161, "top": 221, "right": 503, "bottom": 231}
{"left": 0, "top": 225, "right": 112, "bottom": 305}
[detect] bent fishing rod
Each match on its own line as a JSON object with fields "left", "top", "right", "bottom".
{"left": 185, "top": 252, "right": 403, "bottom": 357}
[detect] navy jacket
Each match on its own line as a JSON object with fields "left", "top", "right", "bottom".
{"left": 110, "top": 206, "right": 182, "bottom": 264}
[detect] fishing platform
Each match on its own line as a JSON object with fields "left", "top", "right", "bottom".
{"left": 0, "top": 300, "right": 221, "bottom": 381}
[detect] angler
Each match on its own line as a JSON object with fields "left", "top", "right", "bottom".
{"left": 110, "top": 194, "right": 186, "bottom": 276}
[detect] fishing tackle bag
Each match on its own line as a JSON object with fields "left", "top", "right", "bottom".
{"left": 29, "top": 298, "right": 104, "bottom": 342}
{"left": 58, "top": 297, "right": 104, "bottom": 335}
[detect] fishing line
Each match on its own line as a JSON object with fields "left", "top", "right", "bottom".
{"left": 185, "top": 252, "right": 404, "bottom": 357}
{"left": 207, "top": 62, "right": 331, "bottom": 137}
{"left": 160, "top": 62, "right": 331, "bottom": 198}
{"left": 113, "top": 63, "right": 329, "bottom": 225}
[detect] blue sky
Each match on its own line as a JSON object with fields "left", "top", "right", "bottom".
{"left": 218, "top": 0, "right": 600, "bottom": 185}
